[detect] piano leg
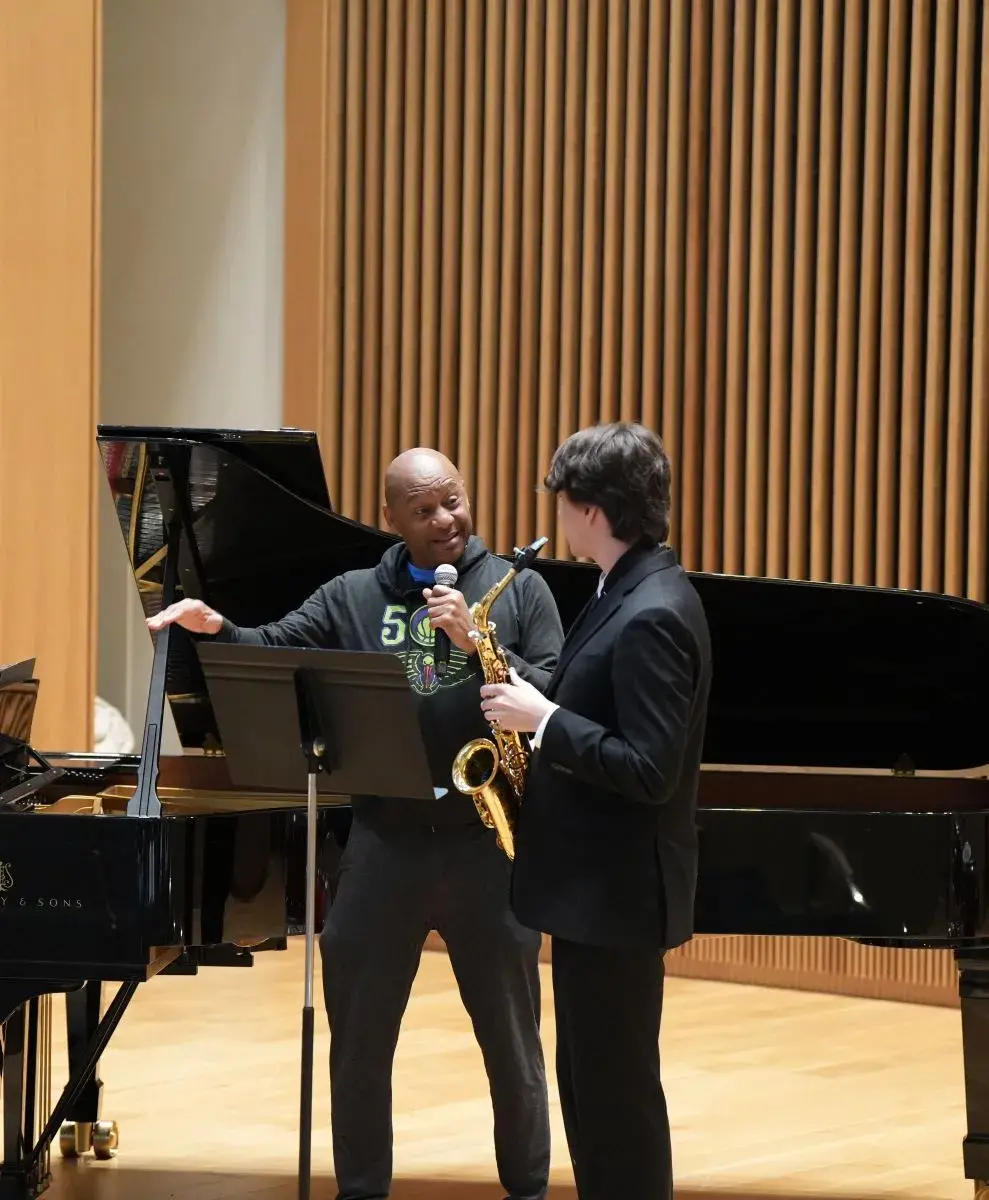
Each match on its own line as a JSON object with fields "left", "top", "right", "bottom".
{"left": 0, "top": 995, "right": 52, "bottom": 1200}
{"left": 958, "top": 952, "right": 989, "bottom": 1198}
{"left": 58, "top": 983, "right": 117, "bottom": 1162}
{"left": 0, "top": 979, "right": 135, "bottom": 1198}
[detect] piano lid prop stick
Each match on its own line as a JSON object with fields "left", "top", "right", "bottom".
{"left": 131, "top": 507, "right": 183, "bottom": 818}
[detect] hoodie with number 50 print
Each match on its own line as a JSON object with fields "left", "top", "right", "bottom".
{"left": 213, "top": 535, "right": 564, "bottom": 829}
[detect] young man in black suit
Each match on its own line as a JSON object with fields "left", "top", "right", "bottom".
{"left": 479, "top": 422, "right": 712, "bottom": 1200}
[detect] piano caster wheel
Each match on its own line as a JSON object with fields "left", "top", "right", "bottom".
{"left": 974, "top": 1182, "right": 989, "bottom": 1200}
{"left": 58, "top": 1119, "right": 118, "bottom": 1160}
{"left": 59, "top": 1121, "right": 92, "bottom": 1158}
{"left": 91, "top": 1120, "right": 119, "bottom": 1160}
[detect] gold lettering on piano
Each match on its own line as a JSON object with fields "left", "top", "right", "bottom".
{"left": 0, "top": 866, "right": 85, "bottom": 909}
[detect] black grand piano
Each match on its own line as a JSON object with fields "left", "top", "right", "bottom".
{"left": 2, "top": 424, "right": 989, "bottom": 1199}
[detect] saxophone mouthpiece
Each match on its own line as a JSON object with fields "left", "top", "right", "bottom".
{"left": 512, "top": 536, "right": 549, "bottom": 570}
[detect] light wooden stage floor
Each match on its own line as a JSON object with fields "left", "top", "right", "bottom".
{"left": 43, "top": 938, "right": 969, "bottom": 1200}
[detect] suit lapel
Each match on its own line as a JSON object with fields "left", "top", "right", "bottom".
{"left": 548, "top": 588, "right": 622, "bottom": 691}
{"left": 546, "top": 544, "right": 676, "bottom": 697}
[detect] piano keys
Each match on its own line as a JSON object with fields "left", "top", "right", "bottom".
{"left": 2, "top": 423, "right": 988, "bottom": 1198}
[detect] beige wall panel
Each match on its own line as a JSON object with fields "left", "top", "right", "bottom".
{"left": 286, "top": 0, "right": 989, "bottom": 1005}
{"left": 0, "top": 0, "right": 100, "bottom": 749}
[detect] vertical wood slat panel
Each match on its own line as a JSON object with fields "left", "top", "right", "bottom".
{"left": 765, "top": 0, "right": 797, "bottom": 580}
{"left": 874, "top": 0, "right": 908, "bottom": 589}
{"left": 439, "top": 0, "right": 465, "bottom": 462}
{"left": 786, "top": 0, "right": 820, "bottom": 583}
{"left": 831, "top": 0, "right": 866, "bottom": 584}
{"left": 283, "top": 0, "right": 329, "bottom": 440}
{"left": 700, "top": 0, "right": 733, "bottom": 572}
{"left": 897, "top": 0, "right": 933, "bottom": 591}
{"left": 399, "top": 1, "right": 426, "bottom": 453}
{"left": 970, "top": 10, "right": 989, "bottom": 603}
{"left": 808, "top": 0, "right": 840, "bottom": 583}
{"left": 921, "top": 0, "right": 958, "bottom": 594}
{"left": 620, "top": 0, "right": 649, "bottom": 425}
{"left": 340, "top": 0, "right": 366, "bottom": 519}
{"left": 321, "top": 0, "right": 347, "bottom": 509}
{"left": 640, "top": 0, "right": 670, "bottom": 439}
{"left": 516, "top": 0, "right": 547, "bottom": 551}
{"left": 289, "top": 0, "right": 989, "bottom": 592}
{"left": 377, "top": 2, "right": 405, "bottom": 490}
{"left": 534, "top": 0, "right": 565, "bottom": 553}
{"left": 662, "top": 0, "right": 690, "bottom": 544}
{"left": 852, "top": 0, "right": 888, "bottom": 587}
{"left": 600, "top": 0, "right": 629, "bottom": 425}
{"left": 417, "top": 1, "right": 444, "bottom": 454}
{"left": 680, "top": 0, "right": 710, "bottom": 571}
{"left": 494, "top": 0, "right": 525, "bottom": 552}
{"left": 577, "top": 0, "right": 608, "bottom": 432}
{"left": 359, "top": 0, "right": 384, "bottom": 527}
{"left": 944, "top": 0, "right": 979, "bottom": 596}
{"left": 456, "top": 0, "right": 484, "bottom": 504}
{"left": 722, "top": 0, "right": 755, "bottom": 575}
{"left": 743, "top": 0, "right": 775, "bottom": 577}
{"left": 554, "top": 1, "right": 588, "bottom": 556}
{"left": 476, "top": 1, "right": 506, "bottom": 535}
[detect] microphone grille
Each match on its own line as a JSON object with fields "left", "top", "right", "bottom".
{"left": 434, "top": 563, "right": 458, "bottom": 588}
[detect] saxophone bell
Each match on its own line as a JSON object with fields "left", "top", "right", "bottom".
{"left": 451, "top": 737, "right": 517, "bottom": 860}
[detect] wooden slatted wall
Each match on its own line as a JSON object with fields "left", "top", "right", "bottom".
{"left": 285, "top": 0, "right": 989, "bottom": 1005}
{"left": 286, "top": 0, "right": 989, "bottom": 600}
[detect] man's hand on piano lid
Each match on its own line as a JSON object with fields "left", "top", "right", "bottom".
{"left": 146, "top": 598, "right": 224, "bottom": 636}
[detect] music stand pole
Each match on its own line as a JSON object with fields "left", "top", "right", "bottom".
{"left": 194, "top": 643, "right": 438, "bottom": 1200}
{"left": 295, "top": 675, "right": 326, "bottom": 1200}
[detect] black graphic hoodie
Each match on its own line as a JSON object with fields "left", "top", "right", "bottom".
{"left": 213, "top": 535, "right": 564, "bottom": 829}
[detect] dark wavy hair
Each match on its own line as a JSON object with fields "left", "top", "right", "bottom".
{"left": 543, "top": 422, "right": 671, "bottom": 545}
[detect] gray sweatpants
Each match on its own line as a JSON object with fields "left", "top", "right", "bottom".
{"left": 318, "top": 816, "right": 550, "bottom": 1200}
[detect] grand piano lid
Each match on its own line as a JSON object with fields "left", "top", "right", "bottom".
{"left": 100, "top": 425, "right": 989, "bottom": 774}
{"left": 98, "top": 424, "right": 400, "bottom": 753}
{"left": 533, "top": 556, "right": 989, "bottom": 775}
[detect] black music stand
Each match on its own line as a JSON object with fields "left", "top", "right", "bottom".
{"left": 0, "top": 658, "right": 66, "bottom": 808}
{"left": 196, "top": 643, "right": 437, "bottom": 1200}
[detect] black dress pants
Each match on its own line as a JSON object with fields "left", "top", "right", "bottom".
{"left": 552, "top": 937, "right": 670, "bottom": 1200}
{"left": 319, "top": 817, "right": 550, "bottom": 1200}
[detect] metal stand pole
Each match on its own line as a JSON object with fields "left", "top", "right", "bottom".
{"left": 298, "top": 740, "right": 323, "bottom": 1200}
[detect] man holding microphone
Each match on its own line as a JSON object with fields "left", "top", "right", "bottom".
{"left": 148, "top": 447, "right": 564, "bottom": 1200}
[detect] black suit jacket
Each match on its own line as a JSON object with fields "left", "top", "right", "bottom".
{"left": 510, "top": 543, "right": 712, "bottom": 951}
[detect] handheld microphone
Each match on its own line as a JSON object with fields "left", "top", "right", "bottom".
{"left": 432, "top": 562, "right": 458, "bottom": 677}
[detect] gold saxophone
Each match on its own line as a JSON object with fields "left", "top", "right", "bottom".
{"left": 451, "top": 537, "right": 549, "bottom": 860}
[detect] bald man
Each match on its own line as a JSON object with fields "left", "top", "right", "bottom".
{"left": 148, "top": 449, "right": 563, "bottom": 1200}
